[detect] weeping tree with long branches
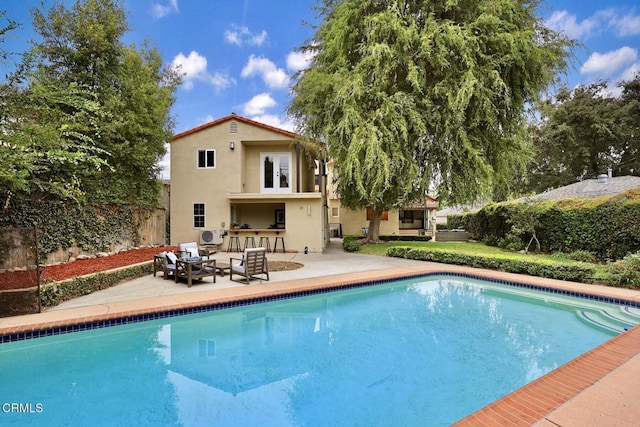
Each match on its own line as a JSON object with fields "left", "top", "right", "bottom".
{"left": 288, "top": 0, "right": 573, "bottom": 242}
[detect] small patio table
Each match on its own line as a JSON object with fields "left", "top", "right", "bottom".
{"left": 215, "top": 262, "right": 231, "bottom": 277}
{"left": 175, "top": 258, "right": 217, "bottom": 287}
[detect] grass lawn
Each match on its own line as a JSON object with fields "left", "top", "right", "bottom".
{"left": 358, "top": 241, "right": 506, "bottom": 256}
{"left": 357, "top": 240, "right": 609, "bottom": 278}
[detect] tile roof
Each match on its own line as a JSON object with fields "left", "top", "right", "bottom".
{"left": 171, "top": 113, "right": 301, "bottom": 141}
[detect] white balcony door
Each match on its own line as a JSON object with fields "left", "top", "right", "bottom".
{"left": 261, "top": 153, "right": 292, "bottom": 193}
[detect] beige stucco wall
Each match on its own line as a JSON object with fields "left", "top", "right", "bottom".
{"left": 339, "top": 207, "right": 400, "bottom": 236}
{"left": 170, "top": 117, "right": 324, "bottom": 252}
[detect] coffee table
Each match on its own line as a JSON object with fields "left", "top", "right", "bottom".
{"left": 215, "top": 262, "right": 231, "bottom": 277}
{"left": 175, "top": 258, "right": 216, "bottom": 287}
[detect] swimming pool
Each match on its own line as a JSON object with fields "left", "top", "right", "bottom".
{"left": 1, "top": 275, "right": 638, "bottom": 426}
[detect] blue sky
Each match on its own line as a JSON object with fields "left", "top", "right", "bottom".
{"left": 3, "top": 0, "right": 640, "bottom": 178}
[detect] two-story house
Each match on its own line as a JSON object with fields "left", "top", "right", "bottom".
{"left": 170, "top": 114, "right": 328, "bottom": 253}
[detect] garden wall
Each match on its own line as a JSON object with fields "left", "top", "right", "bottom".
{"left": 0, "top": 228, "right": 41, "bottom": 317}
{"left": 0, "top": 202, "right": 166, "bottom": 269}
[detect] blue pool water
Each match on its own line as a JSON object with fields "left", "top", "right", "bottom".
{"left": 1, "top": 275, "right": 637, "bottom": 426}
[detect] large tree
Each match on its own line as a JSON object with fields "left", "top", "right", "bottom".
{"left": 618, "top": 73, "right": 640, "bottom": 176}
{"left": 1, "top": 10, "right": 109, "bottom": 201}
{"left": 26, "top": 0, "right": 180, "bottom": 205}
{"left": 1, "top": 79, "right": 110, "bottom": 201}
{"left": 524, "top": 76, "right": 639, "bottom": 194}
{"left": 289, "top": 0, "right": 572, "bottom": 241}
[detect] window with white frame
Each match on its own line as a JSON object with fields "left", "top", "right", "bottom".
{"left": 197, "top": 149, "right": 216, "bottom": 168}
{"left": 198, "top": 339, "right": 216, "bottom": 357}
{"left": 331, "top": 207, "right": 339, "bottom": 217}
{"left": 193, "top": 203, "right": 205, "bottom": 228}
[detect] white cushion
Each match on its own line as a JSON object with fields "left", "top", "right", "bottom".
{"left": 166, "top": 252, "right": 178, "bottom": 264}
{"left": 188, "top": 247, "right": 199, "bottom": 258}
{"left": 178, "top": 242, "right": 198, "bottom": 252}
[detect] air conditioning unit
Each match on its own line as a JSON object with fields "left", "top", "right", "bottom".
{"left": 199, "top": 229, "right": 223, "bottom": 245}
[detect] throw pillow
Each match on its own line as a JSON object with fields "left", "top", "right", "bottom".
{"left": 188, "top": 247, "right": 199, "bottom": 258}
{"left": 166, "top": 252, "right": 178, "bottom": 264}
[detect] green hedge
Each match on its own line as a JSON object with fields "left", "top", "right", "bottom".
{"left": 448, "top": 190, "right": 640, "bottom": 261}
{"left": 40, "top": 262, "right": 153, "bottom": 307}
{"left": 387, "top": 246, "right": 596, "bottom": 283}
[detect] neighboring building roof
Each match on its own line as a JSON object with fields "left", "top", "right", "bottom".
{"left": 171, "top": 113, "right": 301, "bottom": 142}
{"left": 403, "top": 195, "right": 439, "bottom": 210}
{"left": 522, "top": 175, "right": 640, "bottom": 201}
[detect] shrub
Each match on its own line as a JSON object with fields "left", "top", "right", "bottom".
{"left": 343, "top": 236, "right": 361, "bottom": 252}
{"left": 598, "top": 252, "right": 640, "bottom": 288}
{"left": 40, "top": 263, "right": 153, "bottom": 307}
{"left": 387, "top": 247, "right": 596, "bottom": 283}
{"left": 448, "top": 191, "right": 640, "bottom": 262}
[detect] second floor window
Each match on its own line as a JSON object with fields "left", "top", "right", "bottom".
{"left": 197, "top": 149, "right": 216, "bottom": 168}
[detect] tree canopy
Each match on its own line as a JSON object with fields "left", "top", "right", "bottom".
{"left": 524, "top": 74, "right": 640, "bottom": 194}
{"left": 1, "top": 9, "right": 109, "bottom": 201}
{"left": 288, "top": 0, "right": 573, "bottom": 240}
{"left": 1, "top": 0, "right": 180, "bottom": 205}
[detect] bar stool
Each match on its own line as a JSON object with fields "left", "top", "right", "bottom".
{"left": 258, "top": 236, "right": 271, "bottom": 252}
{"left": 273, "top": 236, "right": 285, "bottom": 253}
{"left": 243, "top": 236, "right": 256, "bottom": 250}
{"left": 227, "top": 236, "right": 241, "bottom": 252}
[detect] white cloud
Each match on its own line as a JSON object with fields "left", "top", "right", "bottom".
{"left": 171, "top": 51, "right": 235, "bottom": 91}
{"left": 224, "top": 25, "right": 268, "bottom": 47}
{"left": 243, "top": 93, "right": 277, "bottom": 115}
{"left": 580, "top": 47, "right": 638, "bottom": 76}
{"left": 241, "top": 55, "right": 290, "bottom": 89}
{"left": 544, "top": 10, "right": 599, "bottom": 39}
{"left": 159, "top": 143, "right": 171, "bottom": 179}
{"left": 286, "top": 51, "right": 314, "bottom": 72}
{"left": 250, "top": 30, "right": 268, "bottom": 46}
{"left": 250, "top": 114, "right": 296, "bottom": 132}
{"left": 151, "top": 0, "right": 179, "bottom": 19}
{"left": 620, "top": 63, "right": 640, "bottom": 82}
{"left": 612, "top": 12, "right": 640, "bottom": 36}
{"left": 546, "top": 9, "right": 640, "bottom": 40}
{"left": 201, "top": 115, "right": 215, "bottom": 125}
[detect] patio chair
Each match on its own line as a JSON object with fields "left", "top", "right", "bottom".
{"left": 178, "top": 242, "right": 215, "bottom": 258}
{"left": 153, "top": 251, "right": 178, "bottom": 280}
{"left": 229, "top": 247, "right": 269, "bottom": 284}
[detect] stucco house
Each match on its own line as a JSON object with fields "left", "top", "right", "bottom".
{"left": 326, "top": 161, "right": 439, "bottom": 238}
{"left": 170, "top": 114, "right": 328, "bottom": 253}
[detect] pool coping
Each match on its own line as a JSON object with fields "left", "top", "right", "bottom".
{"left": 1, "top": 263, "right": 640, "bottom": 425}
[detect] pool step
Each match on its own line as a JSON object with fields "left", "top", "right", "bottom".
{"left": 621, "top": 306, "right": 640, "bottom": 320}
{"left": 576, "top": 309, "right": 639, "bottom": 334}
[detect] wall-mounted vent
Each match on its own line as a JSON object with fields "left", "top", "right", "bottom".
{"left": 230, "top": 121, "right": 238, "bottom": 133}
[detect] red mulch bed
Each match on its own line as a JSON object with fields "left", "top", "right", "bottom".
{"left": 0, "top": 246, "right": 175, "bottom": 291}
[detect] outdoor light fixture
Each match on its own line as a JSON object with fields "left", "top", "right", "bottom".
{"left": 229, "top": 141, "right": 235, "bottom": 150}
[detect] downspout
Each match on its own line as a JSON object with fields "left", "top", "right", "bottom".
{"left": 295, "top": 141, "right": 301, "bottom": 193}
